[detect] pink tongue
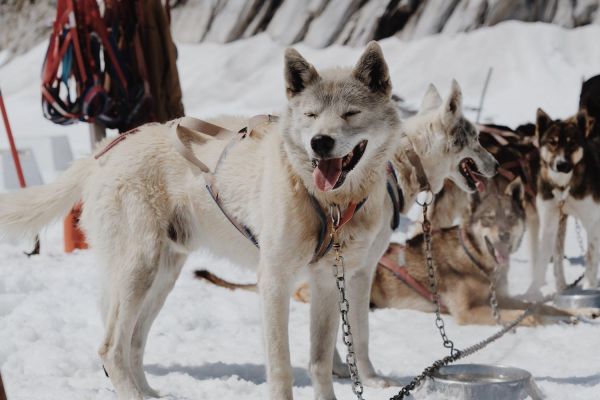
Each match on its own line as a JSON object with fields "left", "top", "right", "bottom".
{"left": 467, "top": 168, "right": 486, "bottom": 193}
{"left": 495, "top": 249, "right": 509, "bottom": 266}
{"left": 313, "top": 158, "right": 343, "bottom": 192}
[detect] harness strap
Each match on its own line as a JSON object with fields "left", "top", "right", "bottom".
{"left": 398, "top": 134, "right": 430, "bottom": 192}
{"left": 458, "top": 227, "right": 492, "bottom": 277}
{"left": 379, "top": 251, "right": 448, "bottom": 312}
{"left": 386, "top": 161, "right": 403, "bottom": 230}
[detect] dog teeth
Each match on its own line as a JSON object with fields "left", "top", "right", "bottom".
{"left": 342, "top": 152, "right": 353, "bottom": 167}
{"left": 312, "top": 159, "right": 319, "bottom": 168}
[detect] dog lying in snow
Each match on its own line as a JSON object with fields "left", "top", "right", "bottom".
{"left": 0, "top": 42, "right": 406, "bottom": 400}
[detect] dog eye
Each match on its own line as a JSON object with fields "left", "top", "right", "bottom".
{"left": 342, "top": 110, "right": 361, "bottom": 119}
{"left": 304, "top": 112, "right": 318, "bottom": 119}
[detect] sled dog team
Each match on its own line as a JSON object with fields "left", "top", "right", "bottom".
{"left": 0, "top": 42, "right": 597, "bottom": 399}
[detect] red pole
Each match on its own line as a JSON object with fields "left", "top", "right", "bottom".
{"left": 0, "top": 87, "right": 27, "bottom": 188}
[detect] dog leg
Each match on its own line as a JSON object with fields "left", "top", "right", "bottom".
{"left": 584, "top": 233, "right": 599, "bottom": 289}
{"left": 308, "top": 268, "right": 339, "bottom": 399}
{"left": 346, "top": 268, "right": 394, "bottom": 388}
{"left": 331, "top": 348, "right": 350, "bottom": 378}
{"left": 527, "top": 198, "right": 559, "bottom": 298}
{"left": 99, "top": 253, "right": 159, "bottom": 400}
{"left": 526, "top": 207, "right": 540, "bottom": 288}
{"left": 552, "top": 213, "right": 568, "bottom": 291}
{"left": 257, "top": 260, "right": 294, "bottom": 400}
{"left": 130, "top": 250, "right": 188, "bottom": 398}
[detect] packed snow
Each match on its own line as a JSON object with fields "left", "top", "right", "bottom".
{"left": 1, "top": 21, "right": 599, "bottom": 400}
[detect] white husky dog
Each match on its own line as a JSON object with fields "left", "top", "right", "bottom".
{"left": 0, "top": 42, "right": 403, "bottom": 399}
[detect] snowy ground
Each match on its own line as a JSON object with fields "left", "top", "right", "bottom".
{"left": 1, "top": 21, "right": 600, "bottom": 399}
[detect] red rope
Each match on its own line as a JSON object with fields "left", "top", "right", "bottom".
{"left": 0, "top": 88, "right": 27, "bottom": 188}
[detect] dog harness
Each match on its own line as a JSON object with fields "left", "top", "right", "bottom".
{"left": 378, "top": 245, "right": 448, "bottom": 312}
{"left": 457, "top": 227, "right": 493, "bottom": 277}
{"left": 94, "top": 115, "right": 404, "bottom": 263}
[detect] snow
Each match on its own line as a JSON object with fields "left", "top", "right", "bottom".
{"left": 1, "top": 21, "right": 600, "bottom": 399}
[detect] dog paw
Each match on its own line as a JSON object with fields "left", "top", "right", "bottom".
{"left": 332, "top": 363, "right": 351, "bottom": 379}
{"left": 362, "top": 374, "right": 399, "bottom": 388}
{"left": 141, "top": 387, "right": 161, "bottom": 398}
{"left": 523, "top": 288, "right": 544, "bottom": 301}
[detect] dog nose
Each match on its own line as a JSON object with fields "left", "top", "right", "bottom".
{"left": 311, "top": 135, "right": 335, "bottom": 157}
{"left": 499, "top": 232, "right": 511, "bottom": 243}
{"left": 556, "top": 160, "right": 573, "bottom": 173}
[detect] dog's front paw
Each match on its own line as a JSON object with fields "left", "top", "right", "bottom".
{"left": 362, "top": 374, "right": 400, "bottom": 388}
{"left": 332, "top": 362, "right": 351, "bottom": 379}
{"left": 523, "top": 287, "right": 544, "bottom": 301}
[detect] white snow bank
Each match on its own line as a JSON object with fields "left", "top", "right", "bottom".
{"left": 0, "top": 20, "right": 599, "bottom": 400}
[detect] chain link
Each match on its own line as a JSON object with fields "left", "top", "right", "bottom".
{"left": 575, "top": 219, "right": 586, "bottom": 262}
{"left": 488, "top": 261, "right": 503, "bottom": 326}
{"left": 330, "top": 205, "right": 365, "bottom": 399}
{"left": 420, "top": 200, "right": 459, "bottom": 357}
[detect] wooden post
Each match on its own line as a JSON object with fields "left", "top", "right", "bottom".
{"left": 0, "top": 372, "right": 7, "bottom": 400}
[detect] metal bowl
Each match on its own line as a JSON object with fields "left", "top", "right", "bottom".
{"left": 554, "top": 288, "right": 600, "bottom": 309}
{"left": 428, "top": 364, "right": 543, "bottom": 399}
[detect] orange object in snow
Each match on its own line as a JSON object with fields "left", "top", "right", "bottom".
{"left": 64, "top": 203, "right": 88, "bottom": 253}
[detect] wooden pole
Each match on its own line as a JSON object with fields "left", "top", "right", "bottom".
{"left": 0, "top": 372, "right": 7, "bottom": 400}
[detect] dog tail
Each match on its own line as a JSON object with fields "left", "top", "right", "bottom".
{"left": 194, "top": 269, "right": 258, "bottom": 292}
{"left": 0, "top": 157, "right": 94, "bottom": 239}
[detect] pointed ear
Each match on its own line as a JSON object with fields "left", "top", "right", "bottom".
{"left": 419, "top": 84, "right": 442, "bottom": 114}
{"left": 441, "top": 79, "right": 463, "bottom": 126}
{"left": 536, "top": 108, "right": 551, "bottom": 138}
{"left": 505, "top": 177, "right": 524, "bottom": 206}
{"left": 284, "top": 48, "right": 319, "bottom": 99}
{"left": 352, "top": 41, "right": 391, "bottom": 97}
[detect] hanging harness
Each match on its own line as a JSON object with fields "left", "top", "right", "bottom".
{"left": 42, "top": 0, "right": 129, "bottom": 126}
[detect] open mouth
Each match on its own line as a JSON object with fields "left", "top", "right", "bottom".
{"left": 312, "top": 140, "right": 368, "bottom": 192}
{"left": 459, "top": 158, "right": 485, "bottom": 193}
{"left": 485, "top": 236, "right": 510, "bottom": 266}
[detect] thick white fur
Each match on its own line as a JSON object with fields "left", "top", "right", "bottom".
{"left": 0, "top": 43, "right": 404, "bottom": 400}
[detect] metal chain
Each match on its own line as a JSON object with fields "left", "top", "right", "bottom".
{"left": 488, "top": 262, "right": 503, "bottom": 326}
{"left": 575, "top": 219, "right": 586, "bottom": 261}
{"left": 391, "top": 270, "right": 585, "bottom": 400}
{"left": 330, "top": 205, "right": 365, "bottom": 399}
{"left": 420, "top": 199, "right": 459, "bottom": 357}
